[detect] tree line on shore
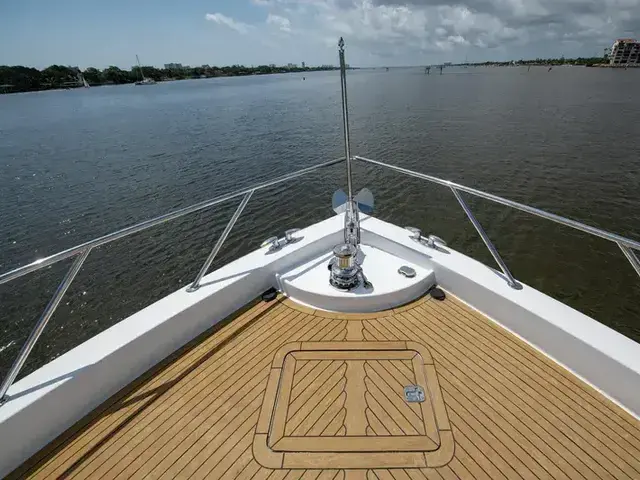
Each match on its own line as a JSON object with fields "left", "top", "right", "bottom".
{"left": 0, "top": 64, "right": 338, "bottom": 93}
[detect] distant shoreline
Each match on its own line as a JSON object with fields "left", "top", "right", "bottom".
{"left": 0, "top": 65, "right": 338, "bottom": 95}
{"left": 448, "top": 59, "right": 638, "bottom": 68}
{"left": 444, "top": 63, "right": 639, "bottom": 69}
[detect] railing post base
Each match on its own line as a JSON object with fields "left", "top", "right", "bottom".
{"left": 507, "top": 279, "right": 523, "bottom": 290}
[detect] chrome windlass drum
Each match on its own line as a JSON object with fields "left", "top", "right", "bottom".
{"left": 329, "top": 243, "right": 360, "bottom": 290}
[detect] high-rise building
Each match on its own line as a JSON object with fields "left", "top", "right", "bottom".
{"left": 609, "top": 39, "right": 640, "bottom": 65}
{"left": 301, "top": 62, "right": 306, "bottom": 68}
{"left": 164, "top": 63, "right": 183, "bottom": 70}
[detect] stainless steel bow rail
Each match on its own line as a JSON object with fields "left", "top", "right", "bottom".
{"left": 354, "top": 155, "right": 640, "bottom": 286}
{"left": 2, "top": 155, "right": 640, "bottom": 404}
{"left": 0, "top": 157, "right": 344, "bottom": 403}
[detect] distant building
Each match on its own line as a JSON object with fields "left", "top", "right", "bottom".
{"left": 609, "top": 39, "right": 640, "bottom": 65}
{"left": 287, "top": 63, "right": 298, "bottom": 69}
{"left": 164, "top": 63, "right": 183, "bottom": 70}
{"left": 201, "top": 64, "right": 210, "bottom": 69}
{"left": 301, "top": 61, "right": 306, "bottom": 68}
{"left": 269, "top": 64, "right": 276, "bottom": 68}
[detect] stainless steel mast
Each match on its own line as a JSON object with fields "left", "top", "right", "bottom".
{"left": 338, "top": 38, "right": 359, "bottom": 247}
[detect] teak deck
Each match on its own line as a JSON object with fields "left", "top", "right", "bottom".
{"left": 10, "top": 293, "right": 640, "bottom": 479}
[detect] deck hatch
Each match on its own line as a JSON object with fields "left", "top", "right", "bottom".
{"left": 255, "top": 341, "right": 454, "bottom": 469}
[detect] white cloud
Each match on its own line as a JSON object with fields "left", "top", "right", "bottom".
{"left": 205, "top": 13, "right": 253, "bottom": 34}
{"left": 267, "top": 13, "right": 292, "bottom": 32}
{"left": 202, "top": 0, "right": 640, "bottom": 66}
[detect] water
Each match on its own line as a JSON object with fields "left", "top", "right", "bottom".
{"left": 1, "top": 67, "right": 639, "bottom": 381}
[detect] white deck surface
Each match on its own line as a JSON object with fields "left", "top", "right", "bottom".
{"left": 279, "top": 244, "right": 435, "bottom": 312}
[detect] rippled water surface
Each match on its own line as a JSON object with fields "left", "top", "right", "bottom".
{"left": 1, "top": 67, "right": 639, "bottom": 380}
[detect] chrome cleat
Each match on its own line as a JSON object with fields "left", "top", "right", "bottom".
{"left": 284, "top": 228, "right": 301, "bottom": 244}
{"left": 405, "top": 226, "right": 422, "bottom": 242}
{"left": 261, "top": 236, "right": 280, "bottom": 253}
{"left": 426, "top": 235, "right": 446, "bottom": 249}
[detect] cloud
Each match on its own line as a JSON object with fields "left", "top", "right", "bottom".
{"left": 267, "top": 13, "right": 292, "bottom": 32}
{"left": 363, "top": 0, "right": 640, "bottom": 48}
{"left": 203, "top": 0, "right": 640, "bottom": 66}
{"left": 321, "top": 0, "right": 639, "bottom": 60}
{"left": 205, "top": 13, "right": 253, "bottom": 34}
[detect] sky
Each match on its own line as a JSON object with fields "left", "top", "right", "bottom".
{"left": 1, "top": 0, "right": 638, "bottom": 69}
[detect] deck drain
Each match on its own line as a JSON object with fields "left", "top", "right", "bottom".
{"left": 404, "top": 385, "right": 425, "bottom": 403}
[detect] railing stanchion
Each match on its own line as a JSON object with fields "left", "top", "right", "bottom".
{"left": 450, "top": 187, "right": 521, "bottom": 289}
{"left": 187, "top": 190, "right": 254, "bottom": 292}
{"left": 0, "top": 248, "right": 92, "bottom": 404}
{"left": 618, "top": 243, "right": 640, "bottom": 279}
